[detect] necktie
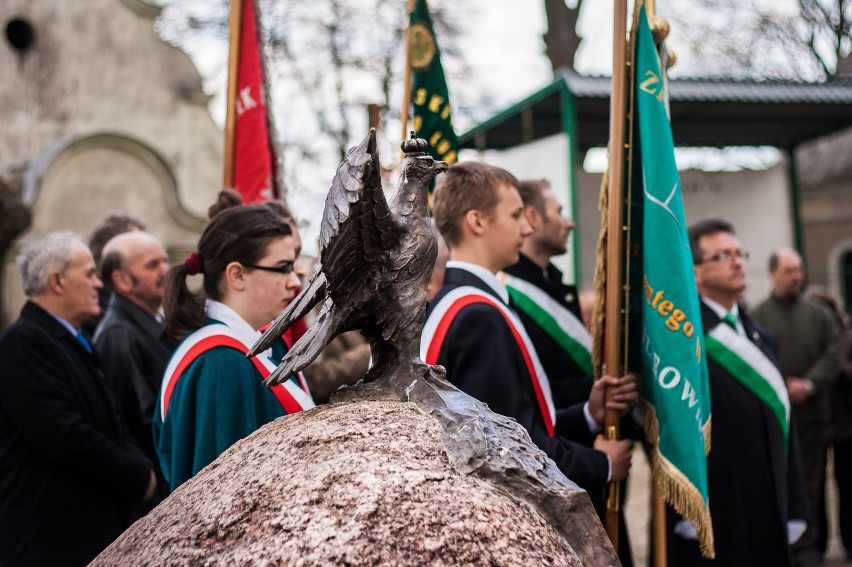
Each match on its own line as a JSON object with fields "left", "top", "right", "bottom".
{"left": 722, "top": 312, "right": 739, "bottom": 334}
{"left": 76, "top": 331, "right": 93, "bottom": 354}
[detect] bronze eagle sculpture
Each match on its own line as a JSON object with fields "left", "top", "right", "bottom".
{"left": 248, "top": 129, "right": 448, "bottom": 386}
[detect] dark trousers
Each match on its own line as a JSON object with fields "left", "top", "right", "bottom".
{"left": 834, "top": 438, "right": 852, "bottom": 556}
{"left": 591, "top": 480, "right": 634, "bottom": 567}
{"left": 793, "top": 418, "right": 828, "bottom": 565}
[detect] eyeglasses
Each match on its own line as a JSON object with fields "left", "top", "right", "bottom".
{"left": 695, "top": 250, "right": 749, "bottom": 265}
{"left": 243, "top": 262, "right": 295, "bottom": 275}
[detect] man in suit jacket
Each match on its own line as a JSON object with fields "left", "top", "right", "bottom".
{"left": 0, "top": 231, "right": 156, "bottom": 567}
{"left": 503, "top": 179, "right": 592, "bottom": 409}
{"left": 503, "top": 179, "right": 639, "bottom": 566}
{"left": 666, "top": 218, "right": 808, "bottom": 567}
{"left": 83, "top": 212, "right": 146, "bottom": 336}
{"left": 420, "top": 162, "right": 636, "bottom": 495}
{"left": 751, "top": 247, "right": 841, "bottom": 565}
{"left": 95, "top": 231, "right": 172, "bottom": 511}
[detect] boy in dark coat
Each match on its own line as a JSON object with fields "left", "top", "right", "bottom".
{"left": 421, "top": 162, "right": 636, "bottom": 496}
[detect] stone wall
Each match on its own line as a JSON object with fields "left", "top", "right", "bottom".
{"left": 0, "top": 0, "right": 221, "bottom": 324}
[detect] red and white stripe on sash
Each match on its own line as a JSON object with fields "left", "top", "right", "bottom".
{"left": 420, "top": 286, "right": 556, "bottom": 436}
{"left": 159, "top": 323, "right": 314, "bottom": 421}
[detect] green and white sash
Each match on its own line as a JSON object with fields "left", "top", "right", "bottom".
{"left": 501, "top": 273, "right": 593, "bottom": 375}
{"left": 705, "top": 322, "right": 790, "bottom": 447}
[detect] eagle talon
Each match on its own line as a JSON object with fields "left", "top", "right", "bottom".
{"left": 263, "top": 376, "right": 279, "bottom": 388}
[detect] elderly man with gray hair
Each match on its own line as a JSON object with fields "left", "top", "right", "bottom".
{"left": 0, "top": 231, "right": 157, "bottom": 567}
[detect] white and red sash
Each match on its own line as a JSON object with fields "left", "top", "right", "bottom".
{"left": 159, "top": 301, "right": 314, "bottom": 421}
{"left": 420, "top": 286, "right": 556, "bottom": 436}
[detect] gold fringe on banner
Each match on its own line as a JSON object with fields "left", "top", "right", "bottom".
{"left": 643, "top": 400, "right": 716, "bottom": 558}
{"left": 590, "top": 170, "right": 609, "bottom": 381}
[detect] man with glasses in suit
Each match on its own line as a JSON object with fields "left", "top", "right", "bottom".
{"left": 668, "top": 218, "right": 808, "bottom": 567}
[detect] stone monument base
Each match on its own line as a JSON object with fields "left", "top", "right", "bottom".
{"left": 92, "top": 370, "right": 618, "bottom": 566}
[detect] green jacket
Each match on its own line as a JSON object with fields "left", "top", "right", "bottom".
{"left": 153, "top": 319, "right": 290, "bottom": 490}
{"left": 751, "top": 295, "right": 841, "bottom": 423}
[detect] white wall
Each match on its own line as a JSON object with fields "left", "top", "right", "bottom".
{"left": 576, "top": 162, "right": 793, "bottom": 305}
{"left": 466, "top": 133, "right": 578, "bottom": 283}
{"left": 465, "top": 135, "right": 794, "bottom": 306}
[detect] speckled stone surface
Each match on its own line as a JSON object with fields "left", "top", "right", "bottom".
{"left": 92, "top": 371, "right": 618, "bottom": 566}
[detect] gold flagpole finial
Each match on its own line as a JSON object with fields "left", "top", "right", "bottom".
{"left": 666, "top": 48, "right": 677, "bottom": 70}
{"left": 650, "top": 15, "right": 669, "bottom": 45}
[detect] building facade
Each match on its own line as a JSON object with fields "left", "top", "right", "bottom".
{"left": 1, "top": 0, "right": 222, "bottom": 327}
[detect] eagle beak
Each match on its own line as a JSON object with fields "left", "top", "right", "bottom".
{"left": 367, "top": 127, "right": 377, "bottom": 154}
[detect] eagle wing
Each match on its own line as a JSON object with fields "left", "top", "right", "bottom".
{"left": 319, "top": 128, "right": 401, "bottom": 298}
{"left": 247, "top": 270, "right": 327, "bottom": 358}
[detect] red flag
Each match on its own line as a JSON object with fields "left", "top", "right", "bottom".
{"left": 226, "top": 0, "right": 279, "bottom": 204}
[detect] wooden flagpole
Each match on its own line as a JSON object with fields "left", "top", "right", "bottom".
{"left": 603, "top": 0, "right": 629, "bottom": 551}
{"left": 399, "top": 0, "right": 417, "bottom": 150}
{"left": 647, "top": 0, "right": 656, "bottom": 16}
{"left": 223, "top": 0, "right": 245, "bottom": 189}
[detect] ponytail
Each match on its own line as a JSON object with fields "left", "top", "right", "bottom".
{"left": 163, "top": 262, "right": 206, "bottom": 344}
{"left": 162, "top": 203, "right": 292, "bottom": 344}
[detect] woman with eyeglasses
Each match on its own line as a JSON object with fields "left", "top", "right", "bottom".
{"left": 153, "top": 193, "right": 314, "bottom": 490}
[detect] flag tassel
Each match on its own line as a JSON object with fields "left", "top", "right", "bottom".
{"left": 644, "top": 404, "right": 716, "bottom": 558}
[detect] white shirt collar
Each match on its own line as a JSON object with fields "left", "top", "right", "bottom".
{"left": 49, "top": 313, "right": 80, "bottom": 336}
{"left": 205, "top": 300, "right": 262, "bottom": 341}
{"left": 701, "top": 296, "right": 743, "bottom": 334}
{"left": 447, "top": 260, "right": 510, "bottom": 304}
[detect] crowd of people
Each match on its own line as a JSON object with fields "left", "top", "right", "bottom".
{"left": 0, "top": 166, "right": 850, "bottom": 567}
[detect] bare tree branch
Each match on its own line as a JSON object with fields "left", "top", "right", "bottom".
{"left": 668, "top": 0, "right": 852, "bottom": 80}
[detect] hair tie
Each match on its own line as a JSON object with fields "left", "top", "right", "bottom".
{"left": 184, "top": 252, "right": 203, "bottom": 275}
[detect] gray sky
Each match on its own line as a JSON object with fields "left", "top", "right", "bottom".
{"left": 155, "top": 0, "right": 561, "bottom": 251}
{"left": 156, "top": 1, "right": 788, "bottom": 252}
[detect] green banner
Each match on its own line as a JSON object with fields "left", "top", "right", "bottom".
{"left": 632, "top": 2, "right": 715, "bottom": 558}
{"left": 410, "top": 0, "right": 459, "bottom": 166}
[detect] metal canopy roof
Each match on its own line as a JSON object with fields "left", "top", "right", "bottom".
{"left": 459, "top": 71, "right": 852, "bottom": 152}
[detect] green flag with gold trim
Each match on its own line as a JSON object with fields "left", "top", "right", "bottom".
{"left": 631, "top": 1, "right": 715, "bottom": 558}
{"left": 409, "top": 0, "right": 458, "bottom": 167}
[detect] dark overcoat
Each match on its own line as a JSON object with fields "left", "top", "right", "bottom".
{"left": 426, "top": 267, "right": 609, "bottom": 492}
{"left": 0, "top": 301, "right": 151, "bottom": 567}
{"left": 94, "top": 293, "right": 171, "bottom": 464}
{"left": 504, "top": 254, "right": 593, "bottom": 408}
{"left": 504, "top": 255, "right": 636, "bottom": 567}
{"left": 667, "top": 301, "right": 808, "bottom": 567}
